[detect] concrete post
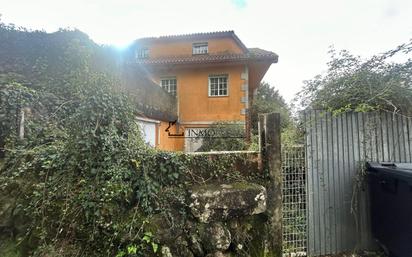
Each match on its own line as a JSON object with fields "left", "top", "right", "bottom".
{"left": 259, "top": 113, "right": 282, "bottom": 256}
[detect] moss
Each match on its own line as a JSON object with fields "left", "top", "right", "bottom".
{"left": 192, "top": 182, "right": 263, "bottom": 193}
{"left": 231, "top": 182, "right": 263, "bottom": 190}
{"left": 231, "top": 214, "right": 269, "bottom": 257}
{"left": 0, "top": 239, "right": 21, "bottom": 257}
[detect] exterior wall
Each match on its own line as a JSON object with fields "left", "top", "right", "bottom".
{"left": 153, "top": 64, "right": 247, "bottom": 123}
{"left": 157, "top": 121, "right": 185, "bottom": 151}
{"left": 134, "top": 35, "right": 271, "bottom": 151}
{"left": 151, "top": 63, "right": 249, "bottom": 151}
{"left": 141, "top": 38, "right": 244, "bottom": 58}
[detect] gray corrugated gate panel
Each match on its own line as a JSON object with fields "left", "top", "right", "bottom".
{"left": 305, "top": 111, "right": 314, "bottom": 254}
{"left": 326, "top": 112, "right": 336, "bottom": 253}
{"left": 304, "top": 111, "right": 412, "bottom": 256}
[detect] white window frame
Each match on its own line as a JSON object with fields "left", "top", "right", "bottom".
{"left": 135, "top": 48, "right": 149, "bottom": 59}
{"left": 192, "top": 42, "right": 208, "bottom": 55}
{"left": 160, "top": 77, "right": 177, "bottom": 96}
{"left": 208, "top": 75, "right": 229, "bottom": 97}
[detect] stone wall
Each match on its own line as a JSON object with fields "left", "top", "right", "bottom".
{"left": 152, "top": 113, "right": 282, "bottom": 257}
{"left": 149, "top": 151, "right": 275, "bottom": 257}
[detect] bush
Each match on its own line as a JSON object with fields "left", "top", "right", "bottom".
{"left": 196, "top": 122, "right": 247, "bottom": 152}
{"left": 295, "top": 42, "right": 412, "bottom": 114}
{"left": 0, "top": 76, "right": 153, "bottom": 256}
{"left": 0, "top": 21, "right": 267, "bottom": 257}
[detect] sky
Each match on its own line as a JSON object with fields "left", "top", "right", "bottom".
{"left": 1, "top": 0, "right": 412, "bottom": 102}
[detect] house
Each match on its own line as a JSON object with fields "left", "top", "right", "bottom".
{"left": 124, "top": 31, "right": 278, "bottom": 151}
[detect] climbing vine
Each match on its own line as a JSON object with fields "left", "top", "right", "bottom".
{"left": 0, "top": 21, "right": 265, "bottom": 257}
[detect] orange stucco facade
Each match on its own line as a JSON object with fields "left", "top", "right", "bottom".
{"left": 140, "top": 37, "right": 245, "bottom": 58}
{"left": 150, "top": 65, "right": 246, "bottom": 122}
{"left": 132, "top": 31, "right": 278, "bottom": 151}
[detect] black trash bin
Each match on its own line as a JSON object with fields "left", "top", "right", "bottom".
{"left": 367, "top": 162, "right": 412, "bottom": 257}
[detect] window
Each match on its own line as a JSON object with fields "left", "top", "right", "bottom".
{"left": 135, "top": 48, "right": 149, "bottom": 59}
{"left": 192, "top": 42, "right": 208, "bottom": 55}
{"left": 160, "top": 78, "right": 177, "bottom": 96}
{"left": 209, "top": 75, "right": 228, "bottom": 96}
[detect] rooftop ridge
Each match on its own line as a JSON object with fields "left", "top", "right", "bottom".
{"left": 135, "top": 30, "right": 249, "bottom": 53}
{"left": 137, "top": 30, "right": 235, "bottom": 41}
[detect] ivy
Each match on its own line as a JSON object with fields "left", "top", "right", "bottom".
{"left": 0, "top": 21, "right": 263, "bottom": 257}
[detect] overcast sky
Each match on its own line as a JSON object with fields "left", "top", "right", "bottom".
{"left": 1, "top": 0, "right": 412, "bottom": 102}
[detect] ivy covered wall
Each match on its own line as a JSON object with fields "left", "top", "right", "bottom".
{"left": 0, "top": 22, "right": 277, "bottom": 257}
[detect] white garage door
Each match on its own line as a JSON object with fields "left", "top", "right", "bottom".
{"left": 137, "top": 120, "right": 157, "bottom": 147}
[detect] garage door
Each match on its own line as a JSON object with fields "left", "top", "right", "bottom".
{"left": 137, "top": 120, "right": 157, "bottom": 147}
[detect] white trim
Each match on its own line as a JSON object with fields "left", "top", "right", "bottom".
{"left": 192, "top": 42, "right": 208, "bottom": 55}
{"left": 160, "top": 77, "right": 177, "bottom": 96}
{"left": 135, "top": 48, "right": 149, "bottom": 59}
{"left": 136, "top": 116, "right": 161, "bottom": 124}
{"left": 208, "top": 74, "right": 229, "bottom": 97}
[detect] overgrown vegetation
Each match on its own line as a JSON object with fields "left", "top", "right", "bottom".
{"left": 250, "top": 82, "right": 302, "bottom": 147}
{"left": 197, "top": 82, "right": 302, "bottom": 152}
{"left": 295, "top": 41, "right": 412, "bottom": 115}
{"left": 250, "top": 82, "right": 291, "bottom": 134}
{"left": 0, "top": 21, "right": 268, "bottom": 257}
{"left": 196, "top": 122, "right": 247, "bottom": 152}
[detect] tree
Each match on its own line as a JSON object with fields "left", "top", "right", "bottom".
{"left": 250, "top": 82, "right": 291, "bottom": 134}
{"left": 197, "top": 83, "right": 296, "bottom": 151}
{"left": 248, "top": 82, "right": 303, "bottom": 147}
{"left": 295, "top": 41, "right": 412, "bottom": 115}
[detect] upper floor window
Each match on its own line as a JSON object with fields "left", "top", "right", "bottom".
{"left": 135, "top": 48, "right": 149, "bottom": 59}
{"left": 193, "top": 42, "right": 208, "bottom": 55}
{"left": 209, "top": 75, "right": 228, "bottom": 96}
{"left": 160, "top": 78, "right": 177, "bottom": 96}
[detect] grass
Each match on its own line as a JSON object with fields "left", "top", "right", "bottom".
{"left": 0, "top": 239, "right": 21, "bottom": 257}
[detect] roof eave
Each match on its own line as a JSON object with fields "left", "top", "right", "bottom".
{"left": 134, "top": 56, "right": 278, "bottom": 66}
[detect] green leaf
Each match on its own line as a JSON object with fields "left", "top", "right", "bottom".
{"left": 127, "top": 244, "right": 137, "bottom": 254}
{"left": 152, "top": 242, "right": 158, "bottom": 253}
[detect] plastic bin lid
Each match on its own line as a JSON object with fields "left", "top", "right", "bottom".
{"left": 367, "top": 162, "right": 412, "bottom": 181}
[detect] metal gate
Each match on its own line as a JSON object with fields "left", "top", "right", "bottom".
{"left": 282, "top": 145, "right": 307, "bottom": 256}
{"left": 304, "top": 110, "right": 412, "bottom": 256}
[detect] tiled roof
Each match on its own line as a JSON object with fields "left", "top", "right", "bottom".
{"left": 248, "top": 48, "right": 277, "bottom": 57}
{"left": 136, "top": 31, "right": 248, "bottom": 52}
{"left": 135, "top": 48, "right": 278, "bottom": 65}
{"left": 138, "top": 31, "right": 236, "bottom": 41}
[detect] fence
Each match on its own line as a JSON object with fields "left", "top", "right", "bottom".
{"left": 282, "top": 145, "right": 307, "bottom": 257}
{"left": 304, "top": 110, "right": 412, "bottom": 256}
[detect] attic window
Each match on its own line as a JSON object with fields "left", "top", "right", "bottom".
{"left": 135, "top": 48, "right": 149, "bottom": 59}
{"left": 192, "top": 43, "right": 208, "bottom": 55}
